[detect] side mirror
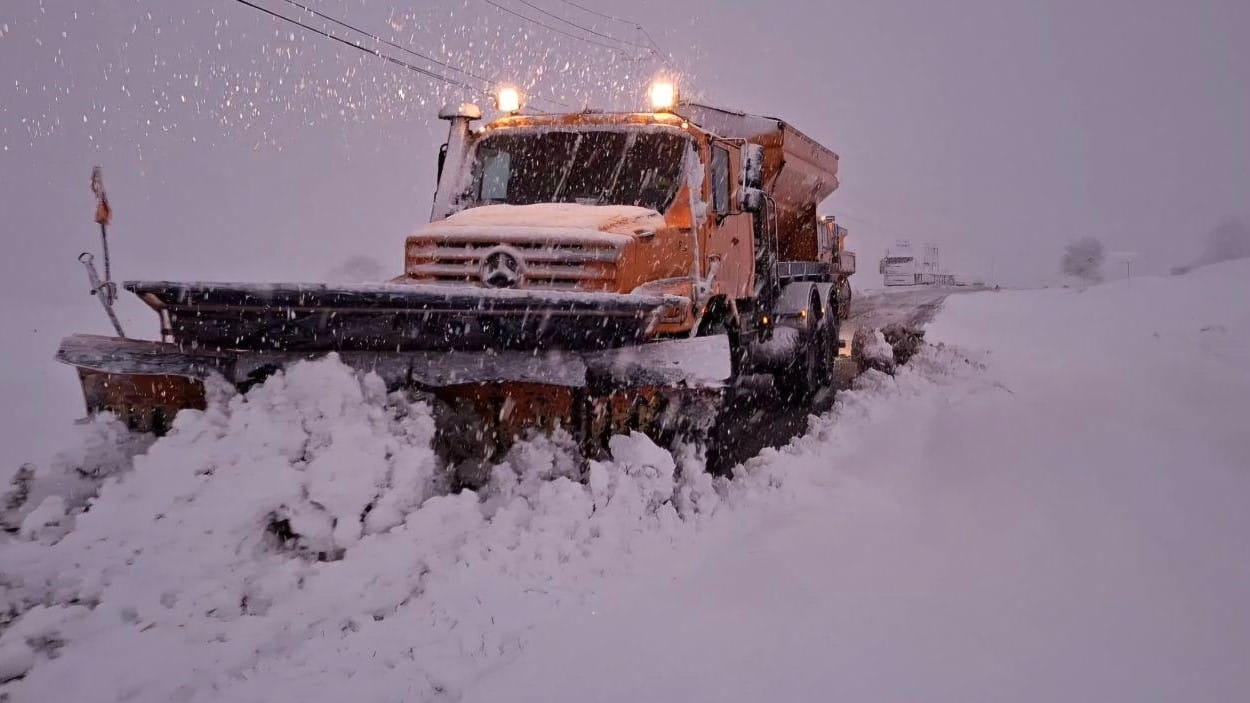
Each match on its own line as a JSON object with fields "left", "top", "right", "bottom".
{"left": 436, "top": 143, "right": 449, "bottom": 182}
{"left": 741, "top": 186, "right": 765, "bottom": 212}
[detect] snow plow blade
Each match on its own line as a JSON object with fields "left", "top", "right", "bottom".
{"left": 125, "top": 281, "right": 685, "bottom": 352}
{"left": 56, "top": 332, "right": 729, "bottom": 468}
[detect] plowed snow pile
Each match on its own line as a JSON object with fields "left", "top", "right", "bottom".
{"left": 0, "top": 358, "right": 723, "bottom": 701}
{"left": 3, "top": 260, "right": 1249, "bottom": 702}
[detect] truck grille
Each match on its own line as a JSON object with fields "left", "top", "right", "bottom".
{"left": 406, "top": 235, "right": 624, "bottom": 290}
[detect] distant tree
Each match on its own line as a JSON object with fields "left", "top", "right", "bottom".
{"left": 1061, "top": 237, "right": 1105, "bottom": 283}
{"left": 1171, "top": 217, "right": 1250, "bottom": 275}
{"left": 325, "top": 255, "right": 386, "bottom": 283}
{"left": 1196, "top": 217, "right": 1250, "bottom": 267}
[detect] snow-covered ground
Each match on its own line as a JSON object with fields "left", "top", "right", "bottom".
{"left": 0, "top": 301, "right": 136, "bottom": 482}
{"left": 2, "top": 261, "right": 1248, "bottom": 701}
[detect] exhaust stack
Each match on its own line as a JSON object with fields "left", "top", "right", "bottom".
{"left": 430, "top": 102, "right": 482, "bottom": 221}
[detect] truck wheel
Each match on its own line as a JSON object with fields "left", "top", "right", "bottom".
{"left": 727, "top": 324, "right": 750, "bottom": 382}
{"left": 837, "top": 280, "right": 852, "bottom": 320}
{"left": 776, "top": 291, "right": 822, "bottom": 401}
{"left": 819, "top": 291, "right": 841, "bottom": 386}
{"left": 776, "top": 330, "right": 819, "bottom": 403}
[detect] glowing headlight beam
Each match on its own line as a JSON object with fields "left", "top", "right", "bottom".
{"left": 494, "top": 85, "right": 523, "bottom": 114}
{"left": 648, "top": 79, "right": 678, "bottom": 112}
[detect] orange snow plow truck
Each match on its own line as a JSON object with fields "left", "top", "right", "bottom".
{"left": 57, "top": 81, "right": 856, "bottom": 467}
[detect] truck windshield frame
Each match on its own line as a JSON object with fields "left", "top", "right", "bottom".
{"left": 463, "top": 127, "right": 690, "bottom": 212}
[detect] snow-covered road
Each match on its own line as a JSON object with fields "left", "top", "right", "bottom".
{"left": 844, "top": 285, "right": 960, "bottom": 334}
{"left": 709, "top": 285, "right": 963, "bottom": 472}
{"left": 467, "top": 265, "right": 1250, "bottom": 702}
{"left": 2, "top": 262, "right": 1249, "bottom": 702}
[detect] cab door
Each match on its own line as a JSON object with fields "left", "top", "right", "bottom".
{"left": 704, "top": 141, "right": 755, "bottom": 301}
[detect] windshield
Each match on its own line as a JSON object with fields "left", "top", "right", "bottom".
{"left": 465, "top": 129, "right": 688, "bottom": 212}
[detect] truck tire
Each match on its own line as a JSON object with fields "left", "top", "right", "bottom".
{"left": 776, "top": 290, "right": 825, "bottom": 403}
{"left": 776, "top": 331, "right": 818, "bottom": 403}
{"left": 727, "top": 324, "right": 749, "bottom": 381}
{"left": 819, "top": 289, "right": 842, "bottom": 386}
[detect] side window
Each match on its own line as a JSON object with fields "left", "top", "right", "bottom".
{"left": 818, "top": 221, "right": 832, "bottom": 257}
{"left": 477, "top": 148, "right": 511, "bottom": 203}
{"left": 711, "top": 145, "right": 730, "bottom": 216}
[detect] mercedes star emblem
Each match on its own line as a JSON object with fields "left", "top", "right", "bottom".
{"left": 480, "top": 249, "right": 524, "bottom": 288}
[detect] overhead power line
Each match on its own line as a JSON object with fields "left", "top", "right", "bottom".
{"left": 229, "top": 0, "right": 571, "bottom": 109}
{"left": 232, "top": 0, "right": 480, "bottom": 90}
{"left": 637, "top": 26, "right": 675, "bottom": 68}
{"left": 554, "top": 0, "right": 675, "bottom": 68}
{"left": 511, "top": 0, "right": 651, "bottom": 50}
{"left": 276, "top": 0, "right": 491, "bottom": 86}
{"left": 557, "top": 0, "right": 636, "bottom": 26}
{"left": 480, "top": 0, "right": 643, "bottom": 56}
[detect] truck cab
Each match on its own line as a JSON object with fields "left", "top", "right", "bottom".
{"left": 407, "top": 109, "right": 761, "bottom": 337}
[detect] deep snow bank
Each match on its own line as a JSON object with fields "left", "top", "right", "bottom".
{"left": 0, "top": 302, "right": 118, "bottom": 481}
{"left": 461, "top": 261, "right": 1250, "bottom": 703}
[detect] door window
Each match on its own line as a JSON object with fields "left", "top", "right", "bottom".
{"left": 711, "top": 145, "right": 730, "bottom": 216}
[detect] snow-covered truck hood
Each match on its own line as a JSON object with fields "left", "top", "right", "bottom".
{"left": 416, "top": 203, "right": 666, "bottom": 243}
{"left": 404, "top": 204, "right": 669, "bottom": 289}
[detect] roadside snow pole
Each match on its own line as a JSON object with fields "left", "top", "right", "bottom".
{"left": 82, "top": 167, "right": 126, "bottom": 338}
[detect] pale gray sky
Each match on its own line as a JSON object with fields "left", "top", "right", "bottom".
{"left": 1, "top": 0, "right": 1246, "bottom": 307}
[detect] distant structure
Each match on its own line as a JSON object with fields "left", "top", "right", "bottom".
{"left": 1108, "top": 250, "right": 1139, "bottom": 279}
{"left": 879, "top": 240, "right": 956, "bottom": 286}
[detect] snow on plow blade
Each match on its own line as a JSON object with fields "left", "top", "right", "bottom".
{"left": 126, "top": 281, "right": 684, "bottom": 351}
{"left": 56, "top": 327, "right": 729, "bottom": 466}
